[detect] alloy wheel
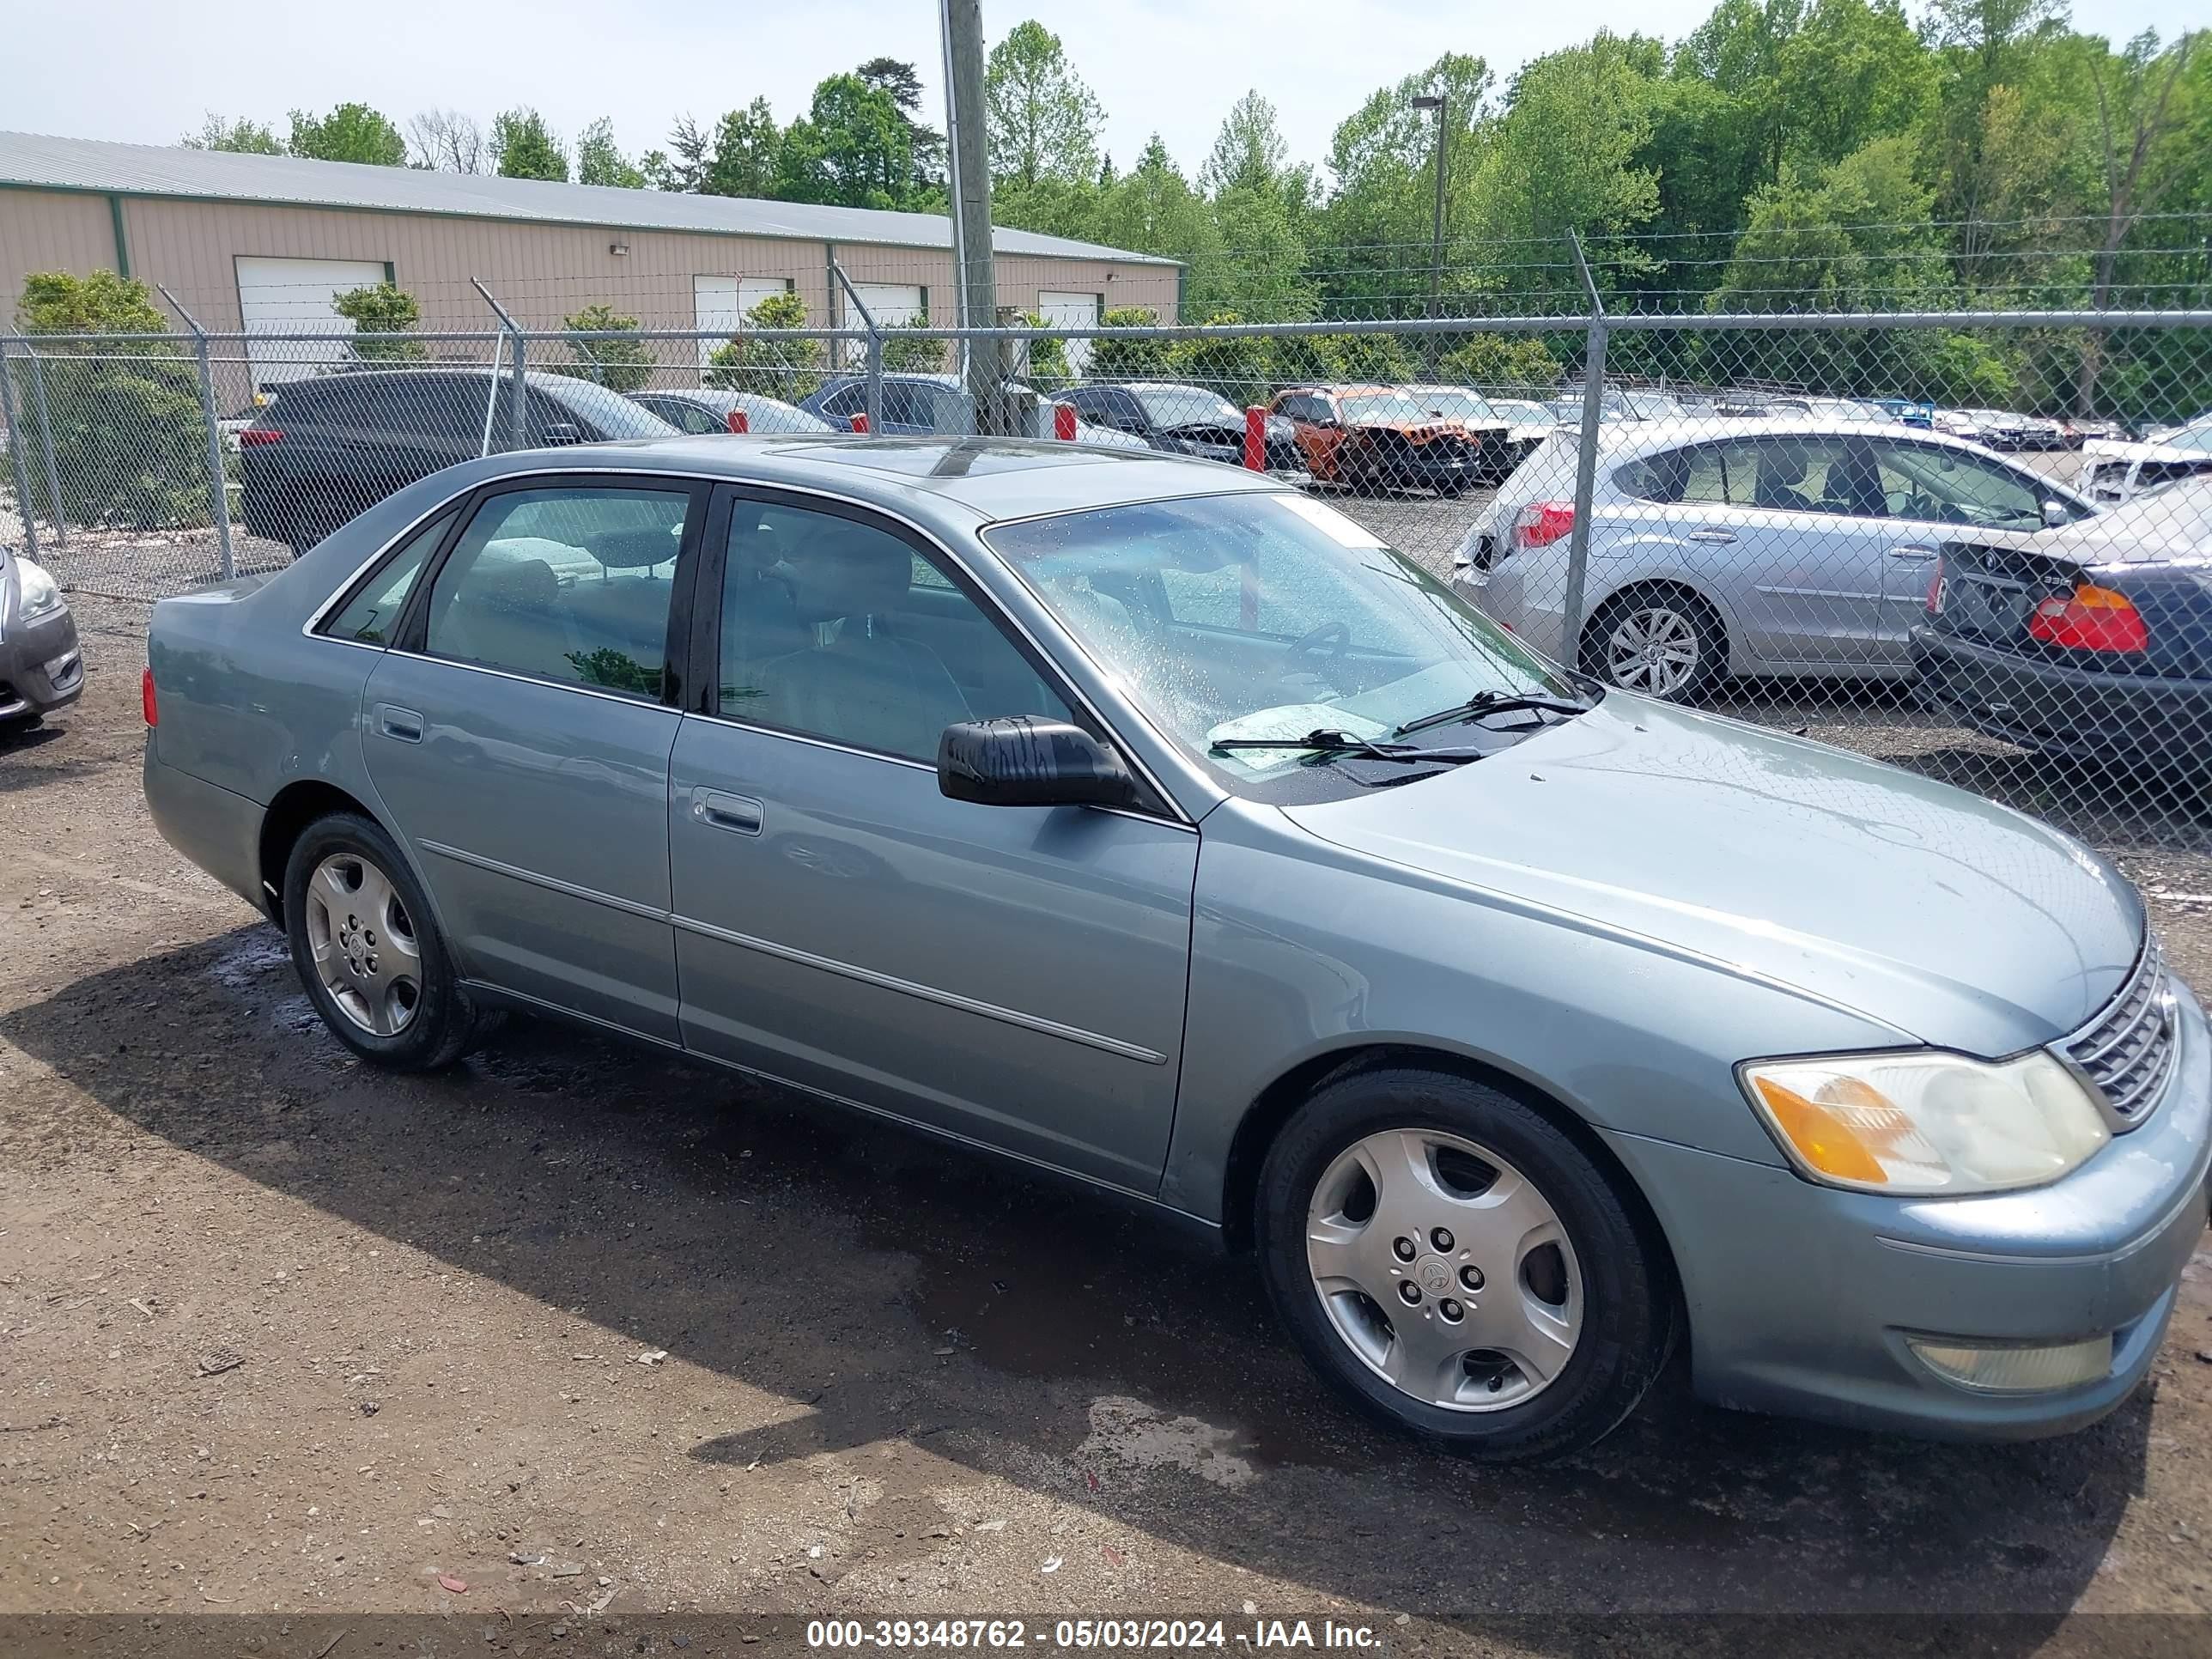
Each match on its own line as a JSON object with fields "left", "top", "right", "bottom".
{"left": 1601, "top": 605, "right": 1703, "bottom": 697}
{"left": 303, "top": 852, "right": 422, "bottom": 1036}
{"left": 1305, "top": 1128, "right": 1583, "bottom": 1413}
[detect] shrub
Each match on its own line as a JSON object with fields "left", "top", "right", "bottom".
{"left": 8, "top": 270, "right": 214, "bottom": 531}
{"left": 880, "top": 318, "right": 947, "bottom": 374}
{"left": 1015, "top": 313, "right": 1072, "bottom": 388}
{"left": 704, "top": 289, "right": 823, "bottom": 402}
{"left": 556, "top": 303, "right": 653, "bottom": 393}
{"left": 1085, "top": 307, "right": 1170, "bottom": 381}
{"left": 331, "top": 283, "right": 428, "bottom": 362}
{"left": 1165, "top": 311, "right": 1268, "bottom": 408}
{"left": 1437, "top": 334, "right": 1563, "bottom": 392}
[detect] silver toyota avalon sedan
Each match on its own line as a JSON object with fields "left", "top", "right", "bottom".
{"left": 141, "top": 434, "right": 2209, "bottom": 1462}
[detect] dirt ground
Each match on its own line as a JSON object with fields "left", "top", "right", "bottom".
{"left": 9, "top": 599, "right": 2212, "bottom": 1657}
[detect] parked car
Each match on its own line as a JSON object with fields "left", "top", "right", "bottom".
{"left": 799, "top": 373, "right": 1147, "bottom": 449}
{"left": 0, "top": 542, "right": 82, "bottom": 726}
{"left": 2081, "top": 423, "right": 2212, "bottom": 504}
{"left": 1865, "top": 397, "right": 1936, "bottom": 429}
{"left": 1961, "top": 409, "right": 2027, "bottom": 449}
{"left": 1056, "top": 382, "right": 1310, "bottom": 483}
{"left": 1455, "top": 418, "right": 2095, "bottom": 699}
{"left": 239, "top": 368, "right": 680, "bottom": 550}
{"left": 1913, "top": 479, "right": 2212, "bottom": 769}
{"left": 142, "top": 432, "right": 2209, "bottom": 1460}
{"left": 2018, "top": 415, "right": 2071, "bottom": 450}
{"left": 1270, "top": 385, "right": 1511, "bottom": 493}
{"left": 630, "top": 389, "right": 834, "bottom": 435}
{"left": 2067, "top": 418, "right": 2133, "bottom": 446}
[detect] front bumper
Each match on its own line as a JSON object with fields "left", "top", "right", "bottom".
{"left": 0, "top": 605, "right": 84, "bottom": 720}
{"left": 1604, "top": 978, "right": 2211, "bottom": 1440}
{"left": 1911, "top": 627, "right": 2212, "bottom": 769}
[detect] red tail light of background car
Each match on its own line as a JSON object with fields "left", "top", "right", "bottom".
{"left": 1512, "top": 501, "right": 1576, "bottom": 551}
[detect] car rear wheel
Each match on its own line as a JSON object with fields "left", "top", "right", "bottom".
{"left": 1581, "top": 585, "right": 1724, "bottom": 702}
{"left": 1255, "top": 1066, "right": 1668, "bottom": 1462}
{"left": 283, "top": 811, "right": 482, "bottom": 1070}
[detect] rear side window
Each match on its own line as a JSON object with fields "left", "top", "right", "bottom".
{"left": 322, "top": 510, "right": 455, "bottom": 644}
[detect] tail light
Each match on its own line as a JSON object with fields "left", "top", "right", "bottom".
{"left": 725, "top": 409, "right": 750, "bottom": 434}
{"left": 1512, "top": 501, "right": 1576, "bottom": 550}
{"left": 1924, "top": 555, "right": 1945, "bottom": 615}
{"left": 849, "top": 413, "right": 869, "bottom": 434}
{"left": 2027, "top": 583, "right": 2148, "bottom": 653}
{"left": 141, "top": 665, "right": 158, "bottom": 726}
{"left": 237, "top": 428, "right": 283, "bottom": 447}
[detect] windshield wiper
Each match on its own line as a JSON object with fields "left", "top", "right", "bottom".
{"left": 1209, "top": 729, "right": 1486, "bottom": 766}
{"left": 1392, "top": 690, "right": 1590, "bottom": 738}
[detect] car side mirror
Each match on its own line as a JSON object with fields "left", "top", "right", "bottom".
{"left": 938, "top": 718, "right": 1137, "bottom": 810}
{"left": 2042, "top": 499, "right": 2069, "bottom": 528}
{"left": 541, "top": 422, "right": 583, "bottom": 447}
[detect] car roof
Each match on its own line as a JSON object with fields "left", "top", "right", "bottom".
{"left": 1597, "top": 414, "right": 1986, "bottom": 451}
{"left": 483, "top": 432, "right": 1279, "bottom": 523}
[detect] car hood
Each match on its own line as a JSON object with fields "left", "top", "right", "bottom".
{"left": 1281, "top": 698, "right": 2141, "bottom": 1055}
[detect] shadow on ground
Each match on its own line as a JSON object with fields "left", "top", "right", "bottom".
{"left": 1, "top": 925, "right": 2156, "bottom": 1638}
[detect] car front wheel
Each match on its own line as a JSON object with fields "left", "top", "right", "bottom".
{"left": 1256, "top": 1066, "right": 1669, "bottom": 1461}
{"left": 283, "top": 811, "right": 483, "bottom": 1070}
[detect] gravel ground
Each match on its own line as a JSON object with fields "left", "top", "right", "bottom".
{"left": 8, "top": 577, "right": 2212, "bottom": 1654}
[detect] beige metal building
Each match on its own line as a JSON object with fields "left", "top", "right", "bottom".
{"left": 0, "top": 131, "right": 1181, "bottom": 389}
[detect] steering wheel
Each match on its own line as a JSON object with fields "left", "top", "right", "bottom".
{"left": 1291, "top": 619, "right": 1352, "bottom": 665}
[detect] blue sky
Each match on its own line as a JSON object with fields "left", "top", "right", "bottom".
{"left": 5, "top": 0, "right": 2201, "bottom": 181}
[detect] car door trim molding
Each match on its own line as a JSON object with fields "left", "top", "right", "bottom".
{"left": 418, "top": 837, "right": 672, "bottom": 923}
{"left": 668, "top": 909, "right": 1169, "bottom": 1066}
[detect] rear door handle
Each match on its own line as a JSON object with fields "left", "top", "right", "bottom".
{"left": 1687, "top": 528, "right": 1737, "bottom": 544}
{"left": 1889, "top": 544, "right": 1938, "bottom": 560}
{"left": 374, "top": 703, "right": 423, "bottom": 743}
{"left": 690, "top": 787, "right": 763, "bottom": 836}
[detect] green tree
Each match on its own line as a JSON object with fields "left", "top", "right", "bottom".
{"left": 9, "top": 271, "right": 211, "bottom": 530}
{"left": 704, "top": 289, "right": 823, "bottom": 400}
{"left": 576, "top": 118, "right": 645, "bottom": 188}
{"left": 858, "top": 57, "right": 947, "bottom": 191}
{"left": 556, "top": 303, "right": 654, "bottom": 392}
{"left": 780, "top": 73, "right": 914, "bottom": 207}
{"left": 288, "top": 103, "right": 407, "bottom": 166}
{"left": 182, "top": 114, "right": 283, "bottom": 154}
{"left": 331, "top": 283, "right": 429, "bottom": 361}
{"left": 1167, "top": 311, "right": 1272, "bottom": 407}
{"left": 882, "top": 318, "right": 948, "bottom": 373}
{"left": 492, "top": 108, "right": 568, "bottom": 181}
{"left": 986, "top": 20, "right": 1103, "bottom": 187}
{"left": 1086, "top": 306, "right": 1174, "bottom": 379}
{"left": 1437, "top": 334, "right": 1564, "bottom": 388}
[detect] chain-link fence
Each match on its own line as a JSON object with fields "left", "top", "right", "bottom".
{"left": 7, "top": 278, "right": 2212, "bottom": 867}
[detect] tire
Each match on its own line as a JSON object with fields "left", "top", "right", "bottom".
{"left": 1580, "top": 584, "right": 1725, "bottom": 702}
{"left": 282, "top": 811, "right": 482, "bottom": 1071}
{"left": 1255, "top": 1065, "right": 1669, "bottom": 1462}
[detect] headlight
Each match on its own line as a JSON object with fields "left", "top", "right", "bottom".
{"left": 1739, "top": 1048, "right": 2109, "bottom": 1195}
{"left": 15, "top": 558, "right": 64, "bottom": 621}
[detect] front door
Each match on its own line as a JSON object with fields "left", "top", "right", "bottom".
{"left": 362, "top": 477, "right": 707, "bottom": 1042}
{"left": 1869, "top": 436, "right": 2063, "bottom": 643}
{"left": 666, "top": 489, "right": 1198, "bottom": 1192}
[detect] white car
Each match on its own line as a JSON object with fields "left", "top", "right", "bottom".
{"left": 2083, "top": 422, "right": 2212, "bottom": 502}
{"left": 1451, "top": 417, "right": 2096, "bottom": 699}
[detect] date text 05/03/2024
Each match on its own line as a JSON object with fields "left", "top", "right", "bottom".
{"left": 803, "top": 1618, "right": 1386, "bottom": 1649}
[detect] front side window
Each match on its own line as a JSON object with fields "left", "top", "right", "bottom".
{"left": 718, "top": 501, "right": 1074, "bottom": 763}
{"left": 986, "top": 492, "right": 1583, "bottom": 802}
{"left": 1872, "top": 441, "right": 2063, "bottom": 529}
{"left": 422, "top": 486, "right": 692, "bottom": 697}
{"left": 323, "top": 509, "right": 455, "bottom": 644}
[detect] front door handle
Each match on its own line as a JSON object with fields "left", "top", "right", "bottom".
{"left": 690, "top": 787, "right": 763, "bottom": 836}
{"left": 1686, "top": 527, "right": 1737, "bottom": 544}
{"left": 1888, "top": 544, "right": 1938, "bottom": 560}
{"left": 375, "top": 703, "right": 424, "bottom": 743}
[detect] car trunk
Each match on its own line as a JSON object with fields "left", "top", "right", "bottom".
{"left": 1934, "top": 539, "right": 2212, "bottom": 681}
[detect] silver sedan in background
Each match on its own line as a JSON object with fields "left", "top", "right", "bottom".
{"left": 1455, "top": 418, "right": 2095, "bottom": 700}
{"left": 0, "top": 543, "right": 82, "bottom": 726}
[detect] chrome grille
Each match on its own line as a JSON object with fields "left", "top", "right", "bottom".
{"left": 2062, "top": 934, "right": 2179, "bottom": 1128}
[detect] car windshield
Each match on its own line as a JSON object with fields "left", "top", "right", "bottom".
{"left": 2169, "top": 424, "right": 2212, "bottom": 454}
{"left": 1131, "top": 386, "right": 1243, "bottom": 427}
{"left": 984, "top": 492, "right": 1584, "bottom": 802}
{"left": 544, "top": 378, "right": 680, "bottom": 440}
{"left": 1341, "top": 391, "right": 1488, "bottom": 423}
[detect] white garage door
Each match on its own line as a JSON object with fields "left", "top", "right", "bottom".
{"left": 845, "top": 283, "right": 926, "bottom": 365}
{"left": 1038, "top": 290, "right": 1103, "bottom": 374}
{"left": 695, "top": 275, "right": 795, "bottom": 368}
{"left": 235, "top": 257, "right": 390, "bottom": 391}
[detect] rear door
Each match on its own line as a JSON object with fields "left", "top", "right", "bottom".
{"left": 665, "top": 488, "right": 1198, "bottom": 1191}
{"left": 1869, "top": 438, "right": 2067, "bottom": 641}
{"left": 362, "top": 476, "right": 707, "bottom": 1041}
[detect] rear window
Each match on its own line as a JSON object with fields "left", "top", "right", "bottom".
{"left": 540, "top": 378, "right": 678, "bottom": 440}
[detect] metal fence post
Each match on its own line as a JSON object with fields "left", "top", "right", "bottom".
{"left": 0, "top": 341, "right": 43, "bottom": 564}
{"left": 156, "top": 286, "right": 234, "bottom": 581}
{"left": 510, "top": 330, "right": 528, "bottom": 453}
{"left": 831, "top": 263, "right": 884, "bottom": 434}
{"left": 1562, "top": 233, "right": 1607, "bottom": 665}
{"left": 470, "top": 280, "right": 526, "bottom": 453}
{"left": 26, "top": 347, "right": 64, "bottom": 548}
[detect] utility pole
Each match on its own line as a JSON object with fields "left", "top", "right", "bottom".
{"left": 941, "top": 0, "right": 1004, "bottom": 433}
{"left": 1413, "top": 92, "right": 1448, "bottom": 377}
